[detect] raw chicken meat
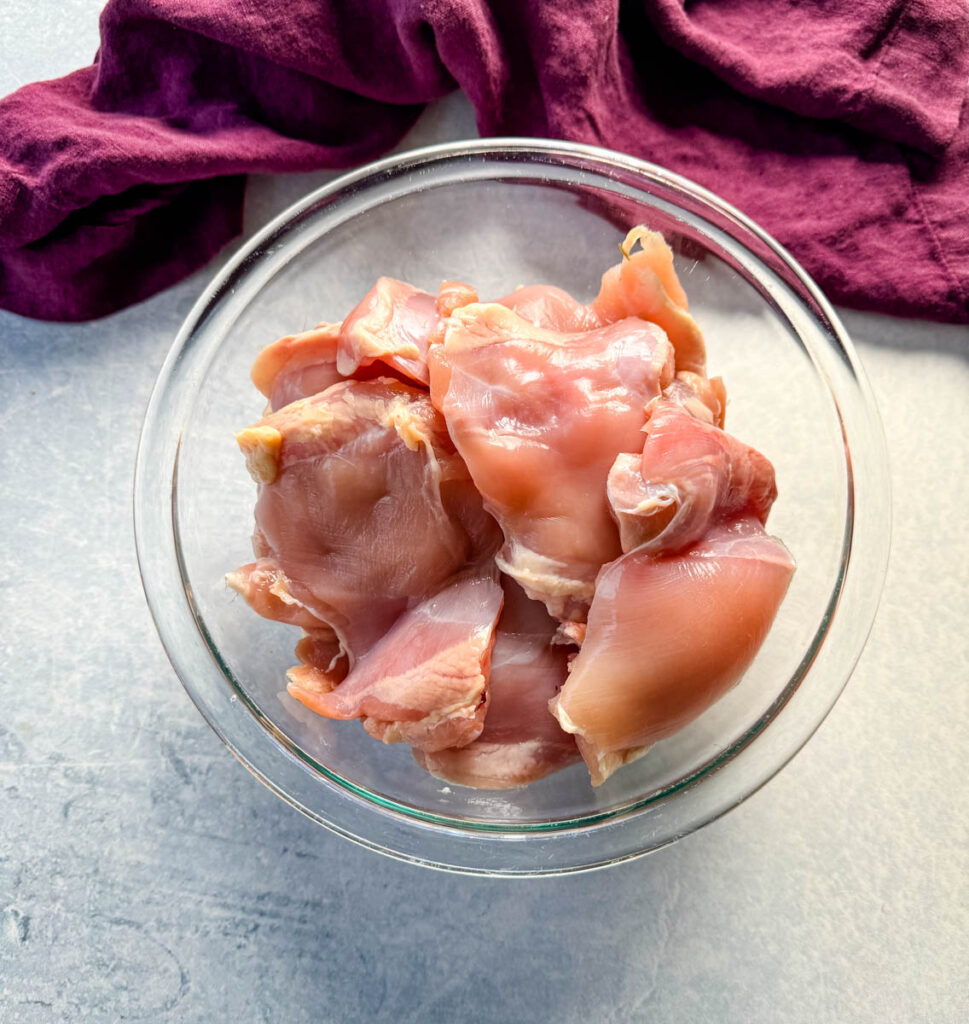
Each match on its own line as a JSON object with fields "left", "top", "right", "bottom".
{"left": 497, "top": 284, "right": 598, "bottom": 332}
{"left": 230, "top": 225, "right": 794, "bottom": 791}
{"left": 495, "top": 227, "right": 705, "bottom": 383}
{"left": 550, "top": 517, "right": 795, "bottom": 785}
{"left": 226, "top": 559, "right": 328, "bottom": 630}
{"left": 591, "top": 226, "right": 707, "bottom": 375}
{"left": 436, "top": 280, "right": 479, "bottom": 318}
{"left": 250, "top": 322, "right": 344, "bottom": 412}
{"left": 607, "top": 398, "right": 777, "bottom": 555}
{"left": 249, "top": 318, "right": 421, "bottom": 411}
{"left": 285, "top": 627, "right": 349, "bottom": 698}
{"left": 662, "top": 371, "right": 726, "bottom": 428}
{"left": 337, "top": 277, "right": 442, "bottom": 386}
{"left": 415, "top": 578, "right": 580, "bottom": 788}
{"left": 287, "top": 574, "right": 503, "bottom": 753}
{"left": 440, "top": 302, "right": 674, "bottom": 619}
{"left": 233, "top": 378, "right": 499, "bottom": 662}
{"left": 249, "top": 279, "right": 479, "bottom": 411}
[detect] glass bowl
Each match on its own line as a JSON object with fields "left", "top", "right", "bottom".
{"left": 134, "top": 139, "right": 890, "bottom": 876}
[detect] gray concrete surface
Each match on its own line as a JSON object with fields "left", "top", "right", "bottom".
{"left": 1, "top": 7, "right": 968, "bottom": 1022}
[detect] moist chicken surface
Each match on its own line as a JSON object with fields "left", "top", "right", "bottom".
{"left": 439, "top": 303, "right": 674, "bottom": 621}
{"left": 230, "top": 227, "right": 795, "bottom": 789}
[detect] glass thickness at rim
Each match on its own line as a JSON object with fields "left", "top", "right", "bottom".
{"left": 135, "top": 138, "right": 889, "bottom": 875}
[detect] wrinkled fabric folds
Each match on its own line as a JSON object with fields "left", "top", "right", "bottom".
{"left": 1, "top": 0, "right": 967, "bottom": 322}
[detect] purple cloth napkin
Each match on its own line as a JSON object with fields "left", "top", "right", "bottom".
{"left": 1, "top": 0, "right": 968, "bottom": 323}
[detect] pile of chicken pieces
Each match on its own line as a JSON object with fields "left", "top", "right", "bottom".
{"left": 229, "top": 228, "right": 794, "bottom": 788}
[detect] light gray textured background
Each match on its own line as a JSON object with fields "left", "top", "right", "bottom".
{"left": 1, "top": 8, "right": 968, "bottom": 1023}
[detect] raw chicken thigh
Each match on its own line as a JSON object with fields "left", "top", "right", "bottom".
{"left": 250, "top": 322, "right": 344, "bottom": 412}
{"left": 250, "top": 278, "right": 460, "bottom": 411}
{"left": 415, "top": 579, "right": 580, "bottom": 788}
{"left": 496, "top": 225, "right": 705, "bottom": 380}
{"left": 235, "top": 378, "right": 498, "bottom": 662}
{"left": 591, "top": 226, "right": 707, "bottom": 374}
{"left": 287, "top": 574, "right": 503, "bottom": 753}
{"left": 338, "top": 277, "right": 441, "bottom": 386}
{"left": 440, "top": 303, "right": 674, "bottom": 620}
{"left": 497, "top": 284, "right": 598, "bottom": 332}
{"left": 230, "top": 226, "right": 794, "bottom": 790}
{"left": 606, "top": 398, "right": 777, "bottom": 555}
{"left": 551, "top": 518, "right": 795, "bottom": 784}
{"left": 226, "top": 559, "right": 329, "bottom": 630}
